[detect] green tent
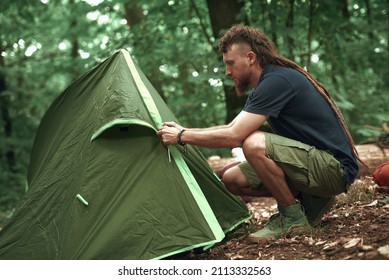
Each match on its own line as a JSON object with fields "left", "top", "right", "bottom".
{"left": 0, "top": 49, "right": 250, "bottom": 260}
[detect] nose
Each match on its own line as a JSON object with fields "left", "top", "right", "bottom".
{"left": 225, "top": 67, "right": 231, "bottom": 77}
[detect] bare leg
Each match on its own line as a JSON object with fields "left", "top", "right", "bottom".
{"left": 222, "top": 166, "right": 272, "bottom": 197}
{"left": 242, "top": 131, "right": 296, "bottom": 208}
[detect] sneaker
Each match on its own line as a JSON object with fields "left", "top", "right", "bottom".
{"left": 298, "top": 192, "right": 336, "bottom": 226}
{"left": 247, "top": 203, "right": 311, "bottom": 244}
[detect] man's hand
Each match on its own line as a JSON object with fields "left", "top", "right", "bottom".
{"left": 156, "top": 122, "right": 185, "bottom": 145}
{"left": 161, "top": 121, "right": 183, "bottom": 131}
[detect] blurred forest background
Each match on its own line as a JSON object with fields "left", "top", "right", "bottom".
{"left": 0, "top": 0, "right": 388, "bottom": 211}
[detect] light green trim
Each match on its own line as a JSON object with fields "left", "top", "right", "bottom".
{"left": 121, "top": 49, "right": 225, "bottom": 244}
{"left": 121, "top": 50, "right": 163, "bottom": 128}
{"left": 154, "top": 214, "right": 252, "bottom": 258}
{"left": 213, "top": 171, "right": 222, "bottom": 181}
{"left": 203, "top": 214, "right": 252, "bottom": 251}
{"left": 224, "top": 214, "right": 252, "bottom": 234}
{"left": 169, "top": 146, "right": 225, "bottom": 241}
{"left": 151, "top": 239, "right": 219, "bottom": 260}
{"left": 90, "top": 118, "right": 155, "bottom": 141}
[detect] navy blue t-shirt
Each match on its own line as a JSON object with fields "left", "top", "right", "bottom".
{"left": 244, "top": 64, "right": 358, "bottom": 184}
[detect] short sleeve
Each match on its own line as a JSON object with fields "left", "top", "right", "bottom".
{"left": 244, "top": 74, "right": 296, "bottom": 117}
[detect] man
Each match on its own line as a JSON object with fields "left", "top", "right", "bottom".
{"left": 157, "top": 25, "right": 360, "bottom": 243}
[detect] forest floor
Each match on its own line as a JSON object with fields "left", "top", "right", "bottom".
{"left": 179, "top": 176, "right": 389, "bottom": 260}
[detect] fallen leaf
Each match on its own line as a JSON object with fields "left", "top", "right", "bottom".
{"left": 378, "top": 245, "right": 389, "bottom": 256}
{"left": 370, "top": 224, "right": 379, "bottom": 230}
{"left": 344, "top": 238, "right": 361, "bottom": 249}
{"left": 261, "top": 211, "right": 271, "bottom": 218}
{"left": 323, "top": 240, "right": 340, "bottom": 251}
{"left": 363, "top": 200, "right": 378, "bottom": 207}
{"left": 361, "top": 245, "right": 373, "bottom": 251}
{"left": 315, "top": 240, "right": 327, "bottom": 246}
{"left": 305, "top": 237, "right": 314, "bottom": 246}
{"left": 231, "top": 254, "right": 244, "bottom": 260}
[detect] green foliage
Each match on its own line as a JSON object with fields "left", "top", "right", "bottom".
{"left": 0, "top": 0, "right": 388, "bottom": 210}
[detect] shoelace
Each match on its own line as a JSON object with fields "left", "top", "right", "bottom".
{"left": 266, "top": 213, "right": 283, "bottom": 228}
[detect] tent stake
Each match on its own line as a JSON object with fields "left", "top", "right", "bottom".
{"left": 168, "top": 147, "right": 171, "bottom": 162}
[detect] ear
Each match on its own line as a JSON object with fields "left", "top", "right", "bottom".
{"left": 247, "top": 51, "right": 257, "bottom": 65}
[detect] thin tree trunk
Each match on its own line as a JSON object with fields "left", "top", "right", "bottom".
{"left": 307, "top": 0, "right": 314, "bottom": 68}
{"left": 268, "top": 3, "right": 278, "bottom": 47}
{"left": 123, "top": 1, "right": 166, "bottom": 101}
{"left": 364, "top": 0, "right": 374, "bottom": 40}
{"left": 68, "top": 0, "right": 81, "bottom": 80}
{"left": 259, "top": 0, "right": 267, "bottom": 29}
{"left": 206, "top": 0, "right": 248, "bottom": 123}
{"left": 0, "top": 43, "right": 16, "bottom": 172}
{"left": 286, "top": 0, "right": 295, "bottom": 60}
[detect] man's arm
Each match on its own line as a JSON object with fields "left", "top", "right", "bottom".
{"left": 157, "top": 111, "right": 269, "bottom": 148}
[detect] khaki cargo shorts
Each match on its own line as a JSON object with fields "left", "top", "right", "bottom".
{"left": 238, "top": 133, "right": 347, "bottom": 197}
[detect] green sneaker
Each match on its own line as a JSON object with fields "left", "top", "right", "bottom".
{"left": 247, "top": 203, "right": 311, "bottom": 244}
{"left": 298, "top": 193, "right": 336, "bottom": 226}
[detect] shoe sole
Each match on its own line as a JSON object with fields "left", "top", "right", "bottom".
{"left": 246, "top": 234, "right": 275, "bottom": 245}
{"left": 247, "top": 225, "right": 310, "bottom": 244}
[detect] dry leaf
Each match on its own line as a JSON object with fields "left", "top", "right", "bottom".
{"left": 344, "top": 238, "right": 361, "bottom": 249}
{"left": 305, "top": 237, "right": 315, "bottom": 246}
{"left": 262, "top": 211, "right": 271, "bottom": 218}
{"left": 315, "top": 240, "right": 327, "bottom": 246}
{"left": 231, "top": 254, "right": 244, "bottom": 260}
{"left": 323, "top": 240, "right": 340, "bottom": 250}
{"left": 363, "top": 200, "right": 378, "bottom": 207}
{"left": 378, "top": 245, "right": 389, "bottom": 256}
{"left": 361, "top": 245, "right": 373, "bottom": 251}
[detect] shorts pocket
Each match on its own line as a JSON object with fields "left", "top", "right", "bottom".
{"left": 307, "top": 149, "right": 345, "bottom": 195}
{"left": 270, "top": 142, "right": 311, "bottom": 187}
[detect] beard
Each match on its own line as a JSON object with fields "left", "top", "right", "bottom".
{"left": 234, "top": 76, "right": 250, "bottom": 97}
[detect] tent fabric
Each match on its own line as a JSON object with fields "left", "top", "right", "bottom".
{"left": 0, "top": 49, "right": 250, "bottom": 260}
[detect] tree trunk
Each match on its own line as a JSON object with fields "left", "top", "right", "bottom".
{"left": 364, "top": 0, "right": 374, "bottom": 40}
{"left": 68, "top": 0, "right": 82, "bottom": 80}
{"left": 0, "top": 43, "right": 16, "bottom": 172}
{"left": 123, "top": 1, "right": 166, "bottom": 101}
{"left": 307, "top": 0, "right": 314, "bottom": 68}
{"left": 286, "top": 0, "right": 295, "bottom": 60}
{"left": 206, "top": 0, "right": 248, "bottom": 123}
{"left": 267, "top": 1, "right": 279, "bottom": 47}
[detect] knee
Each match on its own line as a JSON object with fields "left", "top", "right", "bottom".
{"left": 242, "top": 131, "right": 266, "bottom": 161}
{"left": 221, "top": 164, "right": 246, "bottom": 195}
{"left": 221, "top": 168, "right": 239, "bottom": 194}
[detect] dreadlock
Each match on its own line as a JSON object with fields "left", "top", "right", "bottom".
{"left": 219, "top": 25, "right": 363, "bottom": 164}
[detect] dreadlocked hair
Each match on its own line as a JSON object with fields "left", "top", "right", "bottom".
{"left": 219, "top": 25, "right": 363, "bottom": 164}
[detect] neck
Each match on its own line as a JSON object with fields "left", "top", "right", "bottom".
{"left": 250, "top": 66, "right": 263, "bottom": 88}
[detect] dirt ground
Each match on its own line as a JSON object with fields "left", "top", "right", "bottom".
{"left": 179, "top": 176, "right": 389, "bottom": 260}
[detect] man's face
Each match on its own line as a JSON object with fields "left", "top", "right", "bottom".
{"left": 223, "top": 43, "right": 252, "bottom": 97}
